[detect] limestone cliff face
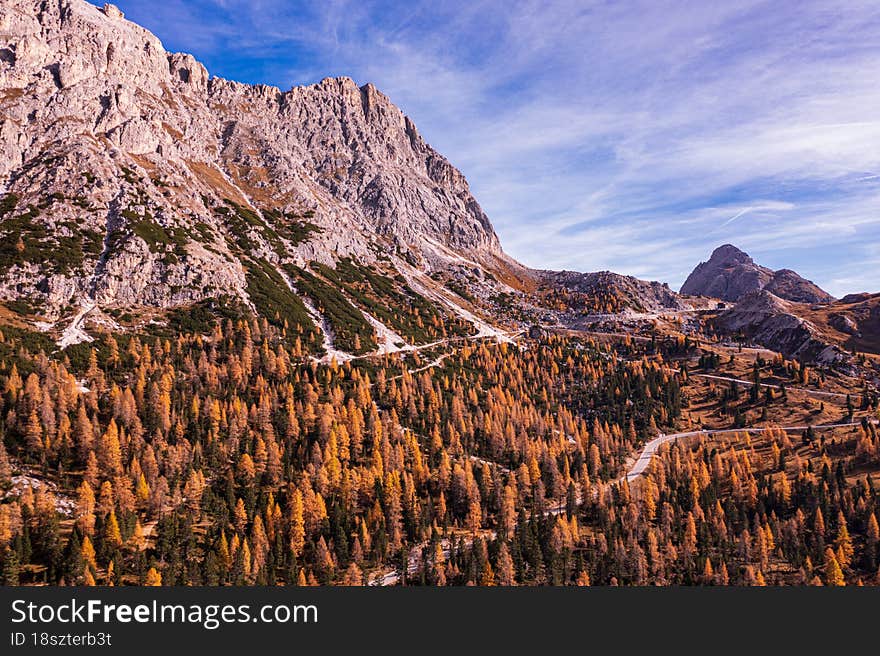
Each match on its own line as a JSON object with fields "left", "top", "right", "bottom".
{"left": 0, "top": 0, "right": 504, "bottom": 318}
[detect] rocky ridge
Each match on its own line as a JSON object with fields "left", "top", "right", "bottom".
{"left": 0, "top": 0, "right": 512, "bottom": 328}
{"left": 714, "top": 290, "right": 845, "bottom": 363}
{"left": 541, "top": 269, "right": 687, "bottom": 314}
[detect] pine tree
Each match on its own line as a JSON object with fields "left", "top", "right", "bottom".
{"left": 342, "top": 562, "right": 363, "bottom": 586}
{"left": 0, "top": 440, "right": 11, "bottom": 486}
{"left": 104, "top": 510, "right": 122, "bottom": 550}
{"left": 754, "top": 569, "right": 766, "bottom": 586}
{"left": 315, "top": 536, "right": 335, "bottom": 583}
{"left": 467, "top": 499, "right": 482, "bottom": 535}
{"left": 135, "top": 474, "right": 150, "bottom": 508}
{"left": 717, "top": 562, "right": 729, "bottom": 585}
{"left": 98, "top": 419, "right": 123, "bottom": 477}
{"left": 824, "top": 547, "right": 845, "bottom": 586}
{"left": 81, "top": 535, "right": 97, "bottom": 571}
{"left": 867, "top": 513, "right": 879, "bottom": 554}
{"left": 233, "top": 498, "right": 248, "bottom": 533}
{"left": 496, "top": 542, "right": 515, "bottom": 586}
{"left": 432, "top": 542, "right": 447, "bottom": 586}
{"left": 84, "top": 452, "right": 99, "bottom": 488}
{"left": 75, "top": 482, "right": 96, "bottom": 536}
{"left": 62, "top": 531, "right": 84, "bottom": 583}
{"left": 130, "top": 520, "right": 146, "bottom": 551}
{"left": 218, "top": 531, "right": 231, "bottom": 572}
{"left": 702, "top": 557, "right": 714, "bottom": 584}
{"left": 289, "top": 489, "right": 305, "bottom": 558}
{"left": 814, "top": 508, "right": 825, "bottom": 540}
{"left": 26, "top": 409, "right": 43, "bottom": 456}
{"left": 1, "top": 547, "right": 19, "bottom": 585}
{"left": 835, "top": 513, "right": 854, "bottom": 569}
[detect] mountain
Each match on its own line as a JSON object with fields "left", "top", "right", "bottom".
{"left": 680, "top": 244, "right": 834, "bottom": 304}
{"left": 763, "top": 269, "right": 835, "bottom": 304}
{"left": 0, "top": 0, "right": 523, "bottom": 347}
{"left": 682, "top": 246, "right": 870, "bottom": 362}
{"left": 822, "top": 292, "right": 880, "bottom": 354}
{"left": 0, "top": 1, "right": 864, "bottom": 370}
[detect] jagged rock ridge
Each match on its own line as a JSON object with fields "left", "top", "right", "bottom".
{"left": 540, "top": 270, "right": 686, "bottom": 314}
{"left": 0, "top": 0, "right": 511, "bottom": 324}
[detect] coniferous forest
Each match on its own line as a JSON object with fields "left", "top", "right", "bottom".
{"left": 1, "top": 317, "right": 877, "bottom": 586}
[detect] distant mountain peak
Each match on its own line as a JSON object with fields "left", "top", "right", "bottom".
{"left": 681, "top": 244, "right": 834, "bottom": 304}
{"left": 709, "top": 243, "right": 754, "bottom": 265}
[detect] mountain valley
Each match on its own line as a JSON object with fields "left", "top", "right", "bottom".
{"left": 0, "top": 1, "right": 878, "bottom": 587}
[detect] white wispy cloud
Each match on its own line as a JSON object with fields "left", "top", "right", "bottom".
{"left": 720, "top": 208, "right": 753, "bottom": 228}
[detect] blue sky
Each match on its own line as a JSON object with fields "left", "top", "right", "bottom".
{"left": 108, "top": 0, "right": 880, "bottom": 295}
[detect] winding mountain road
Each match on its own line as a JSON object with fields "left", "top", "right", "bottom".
{"left": 622, "top": 418, "right": 878, "bottom": 483}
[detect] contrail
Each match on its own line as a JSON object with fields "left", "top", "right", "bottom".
{"left": 720, "top": 207, "right": 752, "bottom": 227}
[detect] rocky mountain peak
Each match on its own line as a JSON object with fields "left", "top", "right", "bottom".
{"left": 681, "top": 244, "right": 833, "bottom": 304}
{"left": 680, "top": 244, "right": 772, "bottom": 301}
{"left": 708, "top": 243, "right": 755, "bottom": 266}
